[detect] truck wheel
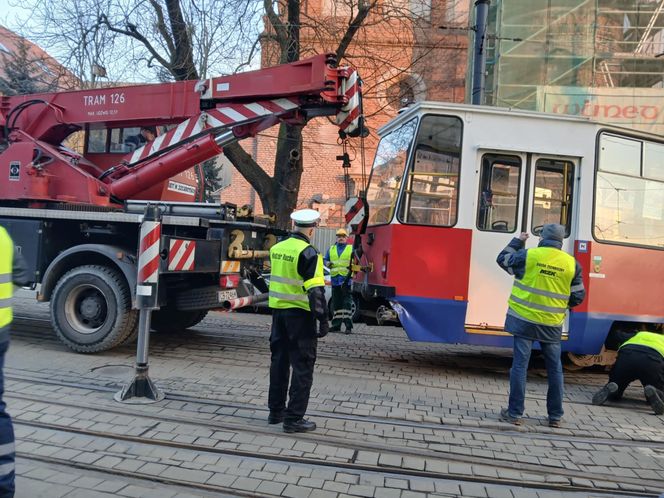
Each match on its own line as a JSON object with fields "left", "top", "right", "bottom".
{"left": 351, "top": 295, "right": 360, "bottom": 323}
{"left": 151, "top": 308, "right": 208, "bottom": 334}
{"left": 51, "top": 265, "right": 138, "bottom": 353}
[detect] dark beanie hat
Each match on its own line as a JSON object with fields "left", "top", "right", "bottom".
{"left": 540, "top": 223, "right": 565, "bottom": 242}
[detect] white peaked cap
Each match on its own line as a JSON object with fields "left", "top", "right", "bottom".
{"left": 290, "top": 209, "right": 321, "bottom": 227}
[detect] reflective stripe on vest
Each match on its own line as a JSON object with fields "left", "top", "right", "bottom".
{"left": 0, "top": 227, "right": 13, "bottom": 330}
{"left": 269, "top": 237, "right": 324, "bottom": 311}
{"left": 620, "top": 331, "right": 664, "bottom": 358}
{"left": 508, "top": 247, "right": 575, "bottom": 326}
{"left": 329, "top": 244, "right": 352, "bottom": 278}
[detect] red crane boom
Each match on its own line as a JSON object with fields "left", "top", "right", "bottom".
{"left": 0, "top": 53, "right": 363, "bottom": 206}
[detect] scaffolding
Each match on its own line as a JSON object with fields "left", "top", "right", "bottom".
{"left": 483, "top": 0, "right": 664, "bottom": 121}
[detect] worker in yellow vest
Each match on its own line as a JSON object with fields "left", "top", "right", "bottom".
{"left": 267, "top": 209, "right": 328, "bottom": 433}
{"left": 592, "top": 324, "right": 664, "bottom": 415}
{"left": 324, "top": 228, "right": 354, "bottom": 334}
{"left": 497, "top": 224, "right": 585, "bottom": 428}
{"left": 0, "top": 226, "right": 32, "bottom": 497}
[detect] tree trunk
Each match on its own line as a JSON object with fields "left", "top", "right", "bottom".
{"left": 271, "top": 124, "right": 304, "bottom": 229}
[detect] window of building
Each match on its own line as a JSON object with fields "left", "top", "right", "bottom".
{"left": 476, "top": 154, "right": 521, "bottom": 232}
{"left": 366, "top": 118, "right": 418, "bottom": 225}
{"left": 531, "top": 158, "right": 574, "bottom": 236}
{"left": 397, "top": 114, "right": 462, "bottom": 226}
{"left": 594, "top": 133, "right": 664, "bottom": 249}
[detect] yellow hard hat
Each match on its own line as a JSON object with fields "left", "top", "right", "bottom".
{"left": 336, "top": 228, "right": 348, "bottom": 237}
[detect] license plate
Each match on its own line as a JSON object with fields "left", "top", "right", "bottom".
{"left": 218, "top": 289, "right": 238, "bottom": 302}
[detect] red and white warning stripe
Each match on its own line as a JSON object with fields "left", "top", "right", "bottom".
{"left": 335, "top": 68, "right": 362, "bottom": 136}
{"left": 127, "top": 98, "right": 299, "bottom": 166}
{"left": 344, "top": 197, "right": 365, "bottom": 228}
{"left": 168, "top": 239, "right": 196, "bottom": 271}
{"left": 137, "top": 221, "right": 161, "bottom": 283}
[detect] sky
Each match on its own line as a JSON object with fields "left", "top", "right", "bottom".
{"left": 1, "top": 0, "right": 264, "bottom": 83}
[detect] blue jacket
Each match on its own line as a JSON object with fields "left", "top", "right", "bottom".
{"left": 497, "top": 237, "right": 586, "bottom": 343}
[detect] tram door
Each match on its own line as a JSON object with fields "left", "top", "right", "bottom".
{"left": 465, "top": 152, "right": 579, "bottom": 329}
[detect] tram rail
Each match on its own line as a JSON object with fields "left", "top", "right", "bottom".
{"left": 13, "top": 418, "right": 659, "bottom": 498}
{"left": 6, "top": 373, "right": 664, "bottom": 497}
{"left": 6, "top": 372, "right": 662, "bottom": 449}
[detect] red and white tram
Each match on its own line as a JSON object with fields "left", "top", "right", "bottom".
{"left": 351, "top": 102, "right": 664, "bottom": 354}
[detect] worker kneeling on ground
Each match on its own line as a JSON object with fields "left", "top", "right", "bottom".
{"left": 592, "top": 324, "right": 664, "bottom": 415}
{"left": 324, "top": 228, "right": 354, "bottom": 334}
{"left": 497, "top": 224, "right": 585, "bottom": 428}
{"left": 267, "top": 209, "right": 328, "bottom": 433}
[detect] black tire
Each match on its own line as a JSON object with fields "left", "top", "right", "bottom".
{"left": 51, "top": 265, "right": 138, "bottom": 353}
{"left": 351, "top": 294, "right": 360, "bottom": 323}
{"left": 151, "top": 308, "right": 209, "bottom": 334}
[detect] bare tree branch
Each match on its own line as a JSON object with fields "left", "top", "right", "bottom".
{"left": 148, "top": 0, "right": 176, "bottom": 56}
{"left": 98, "top": 14, "right": 172, "bottom": 73}
{"left": 336, "top": 0, "right": 377, "bottom": 62}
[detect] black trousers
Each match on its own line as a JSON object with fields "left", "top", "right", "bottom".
{"left": 608, "top": 346, "right": 664, "bottom": 399}
{"left": 331, "top": 285, "right": 353, "bottom": 331}
{"left": 268, "top": 308, "right": 318, "bottom": 422}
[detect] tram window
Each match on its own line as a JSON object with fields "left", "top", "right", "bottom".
{"left": 476, "top": 154, "right": 521, "bottom": 233}
{"left": 397, "top": 115, "right": 462, "bottom": 226}
{"left": 366, "top": 118, "right": 418, "bottom": 225}
{"left": 598, "top": 134, "right": 641, "bottom": 177}
{"left": 595, "top": 133, "right": 664, "bottom": 249}
{"left": 644, "top": 142, "right": 664, "bottom": 181}
{"left": 531, "top": 159, "right": 574, "bottom": 237}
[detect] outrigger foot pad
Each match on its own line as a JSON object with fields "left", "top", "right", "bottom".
{"left": 114, "top": 365, "right": 165, "bottom": 404}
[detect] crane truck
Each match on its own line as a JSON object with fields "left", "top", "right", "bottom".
{"left": 0, "top": 53, "right": 363, "bottom": 353}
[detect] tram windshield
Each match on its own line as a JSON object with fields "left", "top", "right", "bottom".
{"left": 397, "top": 115, "right": 462, "bottom": 226}
{"left": 366, "top": 118, "right": 418, "bottom": 225}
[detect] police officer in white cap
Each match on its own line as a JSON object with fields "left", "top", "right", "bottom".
{"left": 267, "top": 209, "right": 328, "bottom": 433}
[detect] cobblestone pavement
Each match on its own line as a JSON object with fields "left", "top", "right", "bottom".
{"left": 6, "top": 291, "right": 664, "bottom": 497}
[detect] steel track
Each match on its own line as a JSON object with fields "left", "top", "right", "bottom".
{"left": 7, "top": 371, "right": 662, "bottom": 450}
{"left": 17, "top": 453, "right": 257, "bottom": 498}
{"left": 14, "top": 418, "right": 657, "bottom": 498}
{"left": 6, "top": 373, "right": 664, "bottom": 497}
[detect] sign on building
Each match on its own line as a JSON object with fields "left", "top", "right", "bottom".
{"left": 537, "top": 86, "right": 664, "bottom": 136}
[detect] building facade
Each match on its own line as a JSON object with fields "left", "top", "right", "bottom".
{"left": 479, "top": 0, "right": 664, "bottom": 135}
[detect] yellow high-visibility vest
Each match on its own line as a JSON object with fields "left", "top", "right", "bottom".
{"left": 508, "top": 247, "right": 575, "bottom": 326}
{"left": 269, "top": 237, "right": 325, "bottom": 311}
{"left": 620, "top": 331, "right": 664, "bottom": 358}
{"left": 0, "top": 227, "right": 13, "bottom": 329}
{"left": 328, "top": 244, "right": 352, "bottom": 278}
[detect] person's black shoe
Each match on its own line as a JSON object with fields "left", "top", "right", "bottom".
{"left": 644, "top": 385, "right": 664, "bottom": 415}
{"left": 344, "top": 328, "right": 352, "bottom": 335}
{"left": 592, "top": 382, "right": 618, "bottom": 406}
{"left": 283, "top": 418, "right": 316, "bottom": 433}
{"left": 268, "top": 412, "right": 284, "bottom": 424}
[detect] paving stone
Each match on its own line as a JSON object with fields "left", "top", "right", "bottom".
{"left": 282, "top": 484, "right": 313, "bottom": 498}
